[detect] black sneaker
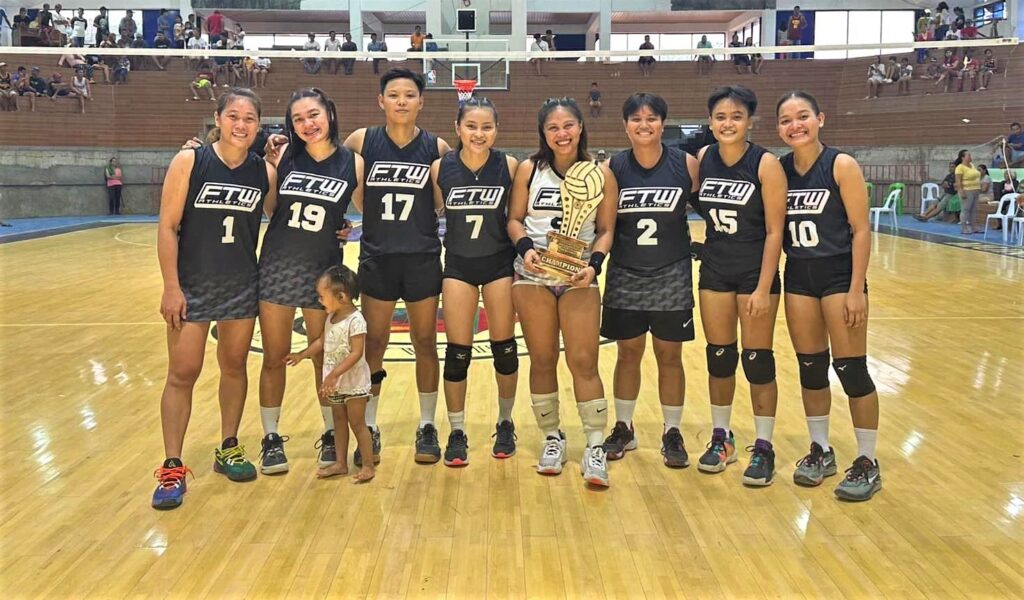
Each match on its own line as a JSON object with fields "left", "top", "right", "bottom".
{"left": 314, "top": 430, "right": 336, "bottom": 468}
{"left": 415, "top": 423, "right": 442, "bottom": 464}
{"left": 661, "top": 427, "right": 690, "bottom": 468}
{"left": 259, "top": 432, "right": 290, "bottom": 474}
{"left": 742, "top": 439, "right": 775, "bottom": 486}
{"left": 491, "top": 420, "right": 517, "bottom": 458}
{"left": 353, "top": 426, "right": 381, "bottom": 467}
{"left": 444, "top": 430, "right": 469, "bottom": 467}
{"left": 602, "top": 421, "right": 637, "bottom": 460}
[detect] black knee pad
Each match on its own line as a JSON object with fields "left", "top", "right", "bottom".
{"left": 741, "top": 349, "right": 776, "bottom": 385}
{"left": 706, "top": 342, "right": 739, "bottom": 378}
{"left": 490, "top": 338, "right": 519, "bottom": 375}
{"left": 443, "top": 343, "right": 473, "bottom": 383}
{"left": 370, "top": 369, "right": 388, "bottom": 385}
{"left": 833, "top": 356, "right": 876, "bottom": 398}
{"left": 796, "top": 351, "right": 830, "bottom": 390}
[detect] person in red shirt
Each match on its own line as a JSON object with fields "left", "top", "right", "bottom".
{"left": 207, "top": 10, "right": 224, "bottom": 45}
{"left": 961, "top": 20, "right": 978, "bottom": 39}
{"left": 788, "top": 6, "right": 807, "bottom": 47}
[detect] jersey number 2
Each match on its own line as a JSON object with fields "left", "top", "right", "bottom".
{"left": 787, "top": 221, "right": 820, "bottom": 248}
{"left": 287, "top": 202, "right": 326, "bottom": 232}
{"left": 637, "top": 218, "right": 658, "bottom": 245}
{"left": 382, "top": 193, "right": 415, "bottom": 221}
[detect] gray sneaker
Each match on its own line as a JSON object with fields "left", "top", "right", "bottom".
{"left": 834, "top": 456, "right": 882, "bottom": 502}
{"left": 315, "top": 430, "right": 336, "bottom": 468}
{"left": 537, "top": 432, "right": 567, "bottom": 475}
{"left": 793, "top": 442, "right": 837, "bottom": 487}
{"left": 353, "top": 426, "right": 381, "bottom": 467}
{"left": 581, "top": 445, "right": 610, "bottom": 487}
{"left": 259, "top": 433, "right": 290, "bottom": 474}
{"left": 414, "top": 424, "right": 442, "bottom": 464}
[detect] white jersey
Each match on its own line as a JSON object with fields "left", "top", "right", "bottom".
{"left": 322, "top": 310, "right": 371, "bottom": 399}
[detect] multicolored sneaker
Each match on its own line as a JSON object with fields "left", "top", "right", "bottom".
{"left": 537, "top": 431, "right": 567, "bottom": 475}
{"left": 491, "top": 420, "right": 517, "bottom": 458}
{"left": 661, "top": 427, "right": 690, "bottom": 468}
{"left": 259, "top": 432, "right": 290, "bottom": 474}
{"left": 353, "top": 426, "right": 381, "bottom": 467}
{"left": 742, "top": 439, "right": 776, "bottom": 486}
{"left": 213, "top": 438, "right": 257, "bottom": 482}
{"left": 152, "top": 459, "right": 192, "bottom": 510}
{"left": 444, "top": 430, "right": 469, "bottom": 467}
{"left": 581, "top": 445, "right": 610, "bottom": 487}
{"left": 834, "top": 456, "right": 882, "bottom": 502}
{"left": 602, "top": 421, "right": 637, "bottom": 460}
{"left": 415, "top": 424, "right": 442, "bottom": 464}
{"left": 697, "top": 428, "right": 737, "bottom": 473}
{"left": 793, "top": 442, "right": 837, "bottom": 487}
{"left": 315, "top": 430, "right": 337, "bottom": 468}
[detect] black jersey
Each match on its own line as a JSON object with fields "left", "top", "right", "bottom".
{"left": 178, "top": 145, "right": 268, "bottom": 293}
{"left": 360, "top": 126, "right": 441, "bottom": 258}
{"left": 781, "top": 146, "right": 853, "bottom": 259}
{"left": 438, "top": 150, "right": 513, "bottom": 258}
{"left": 697, "top": 143, "right": 769, "bottom": 273}
{"left": 609, "top": 145, "right": 695, "bottom": 273}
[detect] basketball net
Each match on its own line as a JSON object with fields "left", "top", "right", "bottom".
{"left": 455, "top": 79, "right": 477, "bottom": 107}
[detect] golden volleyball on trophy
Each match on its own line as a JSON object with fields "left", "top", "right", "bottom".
{"left": 536, "top": 160, "right": 605, "bottom": 281}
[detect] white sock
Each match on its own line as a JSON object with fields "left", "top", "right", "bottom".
{"left": 448, "top": 410, "right": 465, "bottom": 433}
{"left": 365, "top": 394, "right": 379, "bottom": 430}
{"left": 576, "top": 398, "right": 609, "bottom": 448}
{"left": 497, "top": 396, "right": 515, "bottom": 424}
{"left": 260, "top": 406, "right": 281, "bottom": 435}
{"left": 661, "top": 404, "right": 683, "bottom": 433}
{"left": 806, "top": 415, "right": 830, "bottom": 450}
{"left": 320, "top": 406, "right": 334, "bottom": 433}
{"left": 419, "top": 391, "right": 439, "bottom": 428}
{"left": 753, "top": 415, "right": 775, "bottom": 443}
{"left": 614, "top": 397, "right": 637, "bottom": 426}
{"left": 854, "top": 427, "right": 878, "bottom": 461}
{"left": 710, "top": 404, "right": 732, "bottom": 432}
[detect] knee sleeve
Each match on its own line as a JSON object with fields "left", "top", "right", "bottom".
{"left": 490, "top": 338, "right": 519, "bottom": 375}
{"left": 531, "top": 392, "right": 560, "bottom": 432}
{"left": 796, "top": 351, "right": 831, "bottom": 390}
{"left": 706, "top": 342, "right": 739, "bottom": 378}
{"left": 833, "top": 356, "right": 876, "bottom": 398}
{"left": 741, "top": 349, "right": 776, "bottom": 385}
{"left": 370, "top": 369, "right": 388, "bottom": 385}
{"left": 443, "top": 343, "right": 473, "bottom": 383}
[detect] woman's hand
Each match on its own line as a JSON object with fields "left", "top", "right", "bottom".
{"left": 569, "top": 266, "right": 596, "bottom": 288}
{"left": 160, "top": 287, "right": 187, "bottom": 330}
{"left": 523, "top": 249, "right": 545, "bottom": 274}
{"left": 264, "top": 133, "right": 288, "bottom": 168}
{"left": 746, "top": 289, "right": 770, "bottom": 318}
{"left": 844, "top": 290, "right": 868, "bottom": 328}
{"left": 335, "top": 218, "right": 353, "bottom": 242}
{"left": 180, "top": 137, "right": 202, "bottom": 151}
{"left": 284, "top": 352, "right": 306, "bottom": 366}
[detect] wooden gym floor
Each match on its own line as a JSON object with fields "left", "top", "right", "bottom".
{"left": 0, "top": 223, "right": 1021, "bottom": 599}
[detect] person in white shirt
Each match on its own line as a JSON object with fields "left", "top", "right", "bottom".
{"left": 864, "top": 57, "right": 886, "bottom": 99}
{"left": 323, "top": 30, "right": 343, "bottom": 74}
{"left": 253, "top": 56, "right": 270, "bottom": 87}
{"left": 303, "top": 33, "right": 321, "bottom": 74}
{"left": 530, "top": 33, "right": 548, "bottom": 76}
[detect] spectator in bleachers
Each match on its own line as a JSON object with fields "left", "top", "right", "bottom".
{"left": 959, "top": 49, "right": 980, "bottom": 92}
{"left": 915, "top": 161, "right": 958, "bottom": 222}
{"left": 953, "top": 7, "right": 965, "bottom": 30}
{"left": 787, "top": 6, "right": 807, "bottom": 50}
{"left": 424, "top": 33, "right": 437, "bottom": 52}
{"left": 977, "top": 164, "right": 993, "bottom": 205}
{"left": 232, "top": 23, "right": 245, "bottom": 48}
{"left": 0, "top": 9, "right": 11, "bottom": 47}
{"left": 961, "top": 19, "right": 978, "bottom": 40}
{"left": 302, "top": 33, "right": 321, "bottom": 74}
{"left": 1006, "top": 123, "right": 1024, "bottom": 167}
{"left": 978, "top": 48, "right": 996, "bottom": 90}
{"left": 915, "top": 10, "right": 932, "bottom": 64}
{"left": 20, "top": 67, "right": 47, "bottom": 111}
{"left": 410, "top": 25, "right": 424, "bottom": 51}
{"left": 883, "top": 56, "right": 899, "bottom": 83}
{"left": 70, "top": 8, "right": 86, "bottom": 47}
{"left": 746, "top": 37, "right": 762, "bottom": 74}
{"left": 70, "top": 66, "right": 90, "bottom": 113}
{"left": 954, "top": 148, "right": 982, "bottom": 234}
{"left": 173, "top": 15, "right": 185, "bottom": 49}
{"left": 86, "top": 52, "right": 110, "bottom": 83}
{"left": 638, "top": 35, "right": 655, "bottom": 76}
{"left": 118, "top": 10, "right": 137, "bottom": 43}
{"left": 730, "top": 32, "right": 750, "bottom": 74}
{"left": 37, "top": 4, "right": 55, "bottom": 45}
{"left": 153, "top": 30, "right": 172, "bottom": 71}
{"left": 53, "top": 4, "right": 71, "bottom": 45}
{"left": 920, "top": 56, "right": 942, "bottom": 81}
{"left": 896, "top": 57, "right": 913, "bottom": 95}
{"left": 157, "top": 9, "right": 175, "bottom": 36}
{"left": 189, "top": 71, "right": 215, "bottom": 101}
{"left": 207, "top": 10, "right": 224, "bottom": 45}
{"left": 253, "top": 56, "right": 270, "bottom": 87}
{"left": 935, "top": 48, "right": 959, "bottom": 92}
{"left": 12, "top": 8, "right": 29, "bottom": 31}
{"left": 588, "top": 82, "right": 601, "bottom": 117}
{"left": 368, "top": 33, "right": 386, "bottom": 75}
{"left": 183, "top": 14, "right": 196, "bottom": 42}
{"left": 113, "top": 55, "right": 130, "bottom": 84}
{"left": 323, "top": 31, "right": 342, "bottom": 74}
{"left": 696, "top": 34, "right": 714, "bottom": 75}
{"left": 47, "top": 71, "right": 70, "bottom": 101}
{"left": 0, "top": 62, "right": 17, "bottom": 111}
{"left": 341, "top": 32, "right": 358, "bottom": 75}
{"left": 544, "top": 29, "right": 556, "bottom": 51}
{"left": 530, "top": 33, "right": 547, "bottom": 76}
{"left": 129, "top": 33, "right": 146, "bottom": 70}
{"left": 864, "top": 57, "right": 886, "bottom": 99}
{"left": 933, "top": 3, "right": 951, "bottom": 42}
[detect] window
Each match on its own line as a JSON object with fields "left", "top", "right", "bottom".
{"left": 813, "top": 10, "right": 915, "bottom": 58}
{"left": 814, "top": 12, "right": 848, "bottom": 59}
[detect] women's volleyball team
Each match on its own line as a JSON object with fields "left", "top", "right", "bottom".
{"left": 151, "top": 68, "right": 883, "bottom": 511}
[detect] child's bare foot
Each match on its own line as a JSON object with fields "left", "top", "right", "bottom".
{"left": 353, "top": 467, "right": 375, "bottom": 483}
{"left": 317, "top": 463, "right": 349, "bottom": 478}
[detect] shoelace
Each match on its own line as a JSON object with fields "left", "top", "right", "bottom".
{"left": 218, "top": 444, "right": 250, "bottom": 465}
{"left": 421, "top": 426, "right": 439, "bottom": 446}
{"left": 260, "top": 436, "right": 290, "bottom": 460}
{"left": 664, "top": 430, "right": 684, "bottom": 452}
{"left": 314, "top": 435, "right": 335, "bottom": 451}
{"left": 746, "top": 445, "right": 768, "bottom": 468}
{"left": 492, "top": 422, "right": 517, "bottom": 443}
{"left": 542, "top": 438, "right": 563, "bottom": 458}
{"left": 795, "top": 446, "right": 824, "bottom": 468}
{"left": 450, "top": 432, "right": 468, "bottom": 449}
{"left": 587, "top": 447, "right": 606, "bottom": 470}
{"left": 844, "top": 459, "right": 872, "bottom": 482}
{"left": 154, "top": 465, "right": 193, "bottom": 490}
{"left": 608, "top": 423, "right": 631, "bottom": 445}
{"left": 706, "top": 437, "right": 726, "bottom": 455}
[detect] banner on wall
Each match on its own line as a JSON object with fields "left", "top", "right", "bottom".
{"left": 192, "top": 0, "right": 301, "bottom": 8}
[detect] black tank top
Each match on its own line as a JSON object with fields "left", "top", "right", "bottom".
{"left": 609, "top": 145, "right": 695, "bottom": 273}
{"left": 697, "top": 143, "right": 769, "bottom": 274}
{"left": 360, "top": 126, "right": 441, "bottom": 258}
{"left": 781, "top": 146, "right": 853, "bottom": 259}
{"left": 178, "top": 145, "right": 268, "bottom": 285}
{"left": 438, "top": 150, "right": 513, "bottom": 258}
{"left": 260, "top": 146, "right": 357, "bottom": 269}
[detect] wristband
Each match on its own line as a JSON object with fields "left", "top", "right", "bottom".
{"left": 588, "top": 251, "right": 606, "bottom": 277}
{"left": 515, "top": 237, "right": 535, "bottom": 259}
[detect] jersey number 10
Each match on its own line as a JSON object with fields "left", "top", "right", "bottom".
{"left": 787, "top": 221, "right": 820, "bottom": 248}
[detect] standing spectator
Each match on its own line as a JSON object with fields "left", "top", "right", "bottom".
{"left": 0, "top": 62, "right": 17, "bottom": 111}
{"left": 952, "top": 7, "right": 965, "bottom": 31}
{"left": 410, "top": 25, "right": 424, "bottom": 51}
{"left": 368, "top": 33, "right": 386, "bottom": 74}
{"left": 530, "top": 33, "right": 548, "bottom": 76}
{"left": 302, "top": 33, "right": 321, "bottom": 74}
{"left": 787, "top": 6, "right": 807, "bottom": 51}
{"left": 52, "top": 4, "right": 71, "bottom": 45}
{"left": 978, "top": 48, "right": 997, "bottom": 91}
{"left": 1006, "top": 122, "right": 1024, "bottom": 167}
{"left": 896, "top": 57, "right": 913, "bottom": 95}
{"left": 119, "top": 10, "right": 137, "bottom": 42}
{"left": 113, "top": 55, "right": 130, "bottom": 84}
{"left": 954, "top": 149, "right": 981, "bottom": 234}
{"left": 776, "top": 22, "right": 790, "bottom": 60}
{"left": 915, "top": 10, "right": 932, "bottom": 64}
{"left": 153, "top": 30, "right": 172, "bottom": 71}
{"left": 341, "top": 32, "right": 358, "bottom": 75}
{"left": 12, "top": 8, "right": 30, "bottom": 31}
{"left": 588, "top": 82, "right": 601, "bottom": 117}
{"left": 638, "top": 34, "right": 655, "bottom": 76}
{"left": 0, "top": 9, "right": 11, "bottom": 48}
{"left": 323, "top": 31, "right": 342, "bottom": 74}
{"left": 730, "top": 32, "right": 750, "bottom": 74}
{"left": 70, "top": 8, "right": 86, "bottom": 48}
{"left": 207, "top": 10, "right": 224, "bottom": 45}
{"left": 746, "top": 37, "right": 763, "bottom": 74}
{"left": 183, "top": 14, "right": 196, "bottom": 41}
{"left": 37, "top": 4, "right": 54, "bottom": 45}
{"left": 543, "top": 29, "right": 556, "bottom": 51}
{"left": 696, "top": 34, "right": 714, "bottom": 76}
{"left": 157, "top": 9, "right": 175, "bottom": 36}
{"left": 105, "top": 157, "right": 124, "bottom": 215}
{"left": 934, "top": 2, "right": 951, "bottom": 42}
{"left": 173, "top": 15, "right": 185, "bottom": 49}
{"left": 232, "top": 23, "right": 245, "bottom": 48}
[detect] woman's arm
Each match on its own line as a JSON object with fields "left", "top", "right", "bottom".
{"left": 835, "top": 154, "right": 872, "bottom": 328}
{"left": 263, "top": 162, "right": 278, "bottom": 217}
{"left": 157, "top": 150, "right": 195, "bottom": 330}
{"left": 430, "top": 158, "right": 444, "bottom": 214}
{"left": 507, "top": 159, "right": 543, "bottom": 274}
{"left": 351, "top": 153, "right": 365, "bottom": 213}
{"left": 751, "top": 153, "right": 787, "bottom": 313}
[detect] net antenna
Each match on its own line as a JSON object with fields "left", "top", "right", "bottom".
{"left": 454, "top": 79, "right": 478, "bottom": 107}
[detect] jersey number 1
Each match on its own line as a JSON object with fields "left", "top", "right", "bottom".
{"left": 221, "top": 216, "right": 235, "bottom": 244}
{"left": 382, "top": 193, "right": 415, "bottom": 221}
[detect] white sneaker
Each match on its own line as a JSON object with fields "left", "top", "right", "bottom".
{"left": 581, "top": 446, "right": 610, "bottom": 487}
{"left": 537, "top": 433, "right": 567, "bottom": 475}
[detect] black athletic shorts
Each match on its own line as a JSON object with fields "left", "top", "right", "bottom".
{"left": 443, "top": 248, "right": 515, "bottom": 287}
{"left": 784, "top": 253, "right": 868, "bottom": 298}
{"left": 359, "top": 253, "right": 442, "bottom": 302}
{"left": 698, "top": 263, "right": 781, "bottom": 295}
{"left": 601, "top": 307, "right": 696, "bottom": 342}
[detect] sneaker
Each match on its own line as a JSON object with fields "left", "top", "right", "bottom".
{"left": 793, "top": 442, "right": 838, "bottom": 487}
{"left": 259, "top": 432, "right": 290, "bottom": 474}
{"left": 491, "top": 420, "right": 517, "bottom": 458}
{"left": 444, "top": 430, "right": 469, "bottom": 467}
{"left": 834, "top": 456, "right": 882, "bottom": 502}
{"left": 602, "top": 421, "right": 637, "bottom": 460}
{"left": 414, "top": 424, "right": 442, "bottom": 464}
{"left": 213, "top": 438, "right": 257, "bottom": 482}
{"left": 661, "top": 427, "right": 690, "bottom": 468}
{"left": 151, "top": 459, "right": 192, "bottom": 510}
{"left": 697, "top": 428, "right": 737, "bottom": 473}
{"left": 353, "top": 426, "right": 381, "bottom": 467}
{"left": 581, "top": 445, "right": 610, "bottom": 487}
{"left": 742, "top": 439, "right": 776, "bottom": 486}
{"left": 537, "top": 432, "right": 567, "bottom": 475}
{"left": 314, "top": 430, "right": 337, "bottom": 468}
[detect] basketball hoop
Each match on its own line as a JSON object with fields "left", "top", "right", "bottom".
{"left": 454, "top": 79, "right": 477, "bottom": 106}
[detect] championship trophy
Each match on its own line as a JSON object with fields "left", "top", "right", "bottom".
{"left": 536, "top": 161, "right": 605, "bottom": 282}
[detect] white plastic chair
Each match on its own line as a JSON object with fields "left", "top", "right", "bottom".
{"left": 1013, "top": 214, "right": 1024, "bottom": 246}
{"left": 983, "top": 194, "right": 1018, "bottom": 244}
{"left": 870, "top": 189, "right": 900, "bottom": 231}
{"left": 920, "top": 183, "right": 940, "bottom": 215}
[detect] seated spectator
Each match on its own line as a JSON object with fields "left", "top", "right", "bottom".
{"left": 113, "top": 55, "right": 130, "bottom": 85}
{"left": 232, "top": 24, "right": 246, "bottom": 48}
{"left": 896, "top": 57, "right": 913, "bottom": 95}
{"left": 253, "top": 56, "right": 270, "bottom": 88}
{"left": 934, "top": 49, "right": 959, "bottom": 93}
{"left": 920, "top": 56, "right": 942, "bottom": 81}
{"left": 960, "top": 49, "right": 980, "bottom": 92}
{"left": 37, "top": 4, "right": 55, "bottom": 45}
{"left": 730, "top": 33, "right": 750, "bottom": 74}
{"left": 424, "top": 33, "right": 437, "bottom": 52}
{"left": 368, "top": 33, "right": 387, "bottom": 75}
{"left": 341, "top": 33, "right": 358, "bottom": 75}
{"left": 190, "top": 72, "right": 215, "bottom": 101}
{"left": 302, "top": 33, "right": 321, "bottom": 74}
{"left": 0, "top": 62, "right": 17, "bottom": 112}
{"left": 19, "top": 67, "right": 48, "bottom": 112}
{"left": 213, "top": 39, "right": 242, "bottom": 86}
{"left": 69, "top": 66, "right": 90, "bottom": 113}
{"left": 323, "top": 31, "right": 342, "bottom": 74}
{"left": 173, "top": 15, "right": 185, "bottom": 48}
{"left": 118, "top": 10, "right": 137, "bottom": 43}
{"left": 746, "top": 37, "right": 762, "bottom": 74}
{"left": 410, "top": 25, "right": 424, "bottom": 51}
{"left": 882, "top": 56, "right": 899, "bottom": 83}
{"left": 153, "top": 30, "right": 172, "bottom": 71}
{"left": 961, "top": 19, "right": 978, "bottom": 40}
{"left": 47, "top": 72, "right": 71, "bottom": 102}
{"left": 1006, "top": 122, "right": 1024, "bottom": 168}
{"left": 978, "top": 49, "right": 997, "bottom": 91}
{"left": 186, "top": 32, "right": 208, "bottom": 71}
{"left": 696, "top": 34, "right": 714, "bottom": 76}
{"left": 588, "top": 82, "right": 601, "bottom": 117}
{"left": 865, "top": 57, "right": 887, "bottom": 99}
{"left": 915, "top": 161, "right": 959, "bottom": 222}
{"left": 638, "top": 35, "right": 655, "bottom": 76}
{"left": 977, "top": 164, "right": 993, "bottom": 205}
